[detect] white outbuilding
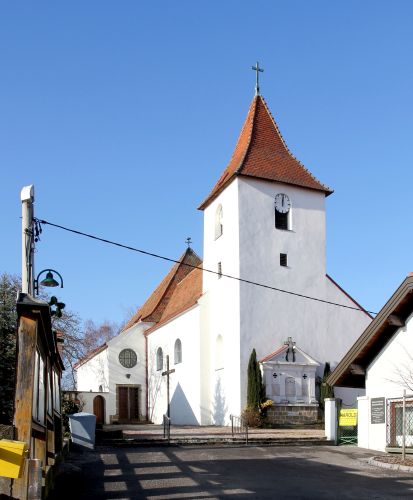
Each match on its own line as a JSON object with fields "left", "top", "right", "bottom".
{"left": 328, "top": 273, "right": 413, "bottom": 452}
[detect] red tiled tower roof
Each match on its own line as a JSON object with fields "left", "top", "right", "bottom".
{"left": 198, "top": 95, "right": 333, "bottom": 210}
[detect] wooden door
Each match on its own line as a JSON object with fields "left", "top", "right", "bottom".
{"left": 118, "top": 387, "right": 140, "bottom": 421}
{"left": 93, "top": 395, "right": 105, "bottom": 424}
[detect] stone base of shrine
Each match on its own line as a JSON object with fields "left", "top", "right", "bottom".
{"left": 266, "top": 404, "right": 320, "bottom": 426}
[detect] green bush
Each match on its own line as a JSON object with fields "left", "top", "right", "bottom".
{"left": 62, "top": 399, "right": 81, "bottom": 435}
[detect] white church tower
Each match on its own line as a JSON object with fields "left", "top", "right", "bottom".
{"left": 198, "top": 93, "right": 371, "bottom": 422}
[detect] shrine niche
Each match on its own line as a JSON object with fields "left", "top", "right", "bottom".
{"left": 261, "top": 337, "right": 319, "bottom": 405}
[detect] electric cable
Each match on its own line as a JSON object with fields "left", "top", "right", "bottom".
{"left": 34, "top": 217, "right": 376, "bottom": 315}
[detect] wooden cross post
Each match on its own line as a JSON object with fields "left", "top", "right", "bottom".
{"left": 162, "top": 355, "right": 175, "bottom": 418}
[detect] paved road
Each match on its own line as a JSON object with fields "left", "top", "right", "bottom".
{"left": 51, "top": 444, "right": 413, "bottom": 499}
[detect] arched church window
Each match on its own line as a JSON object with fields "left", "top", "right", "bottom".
{"left": 274, "top": 193, "right": 291, "bottom": 230}
{"left": 174, "top": 339, "right": 182, "bottom": 364}
{"left": 156, "top": 347, "right": 163, "bottom": 371}
{"left": 215, "top": 205, "right": 223, "bottom": 239}
{"left": 215, "top": 335, "right": 224, "bottom": 370}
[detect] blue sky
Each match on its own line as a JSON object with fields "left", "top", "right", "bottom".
{"left": 1, "top": 1, "right": 413, "bottom": 325}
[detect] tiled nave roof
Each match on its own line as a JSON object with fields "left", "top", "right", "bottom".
{"left": 122, "top": 248, "right": 202, "bottom": 331}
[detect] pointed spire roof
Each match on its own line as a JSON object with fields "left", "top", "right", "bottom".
{"left": 198, "top": 95, "right": 333, "bottom": 210}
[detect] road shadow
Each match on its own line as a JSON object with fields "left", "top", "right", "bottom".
{"left": 49, "top": 444, "right": 413, "bottom": 499}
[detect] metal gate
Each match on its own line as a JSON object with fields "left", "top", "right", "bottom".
{"left": 338, "top": 408, "right": 358, "bottom": 445}
{"left": 386, "top": 395, "right": 413, "bottom": 449}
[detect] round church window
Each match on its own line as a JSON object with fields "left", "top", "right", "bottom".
{"left": 119, "top": 349, "right": 137, "bottom": 368}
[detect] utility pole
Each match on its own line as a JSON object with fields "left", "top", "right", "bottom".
{"left": 21, "top": 185, "right": 35, "bottom": 295}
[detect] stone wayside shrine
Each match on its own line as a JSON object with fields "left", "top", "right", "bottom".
{"left": 261, "top": 338, "right": 320, "bottom": 425}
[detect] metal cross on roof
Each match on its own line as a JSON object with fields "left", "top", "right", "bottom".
{"left": 252, "top": 61, "right": 264, "bottom": 96}
{"left": 186, "top": 237, "right": 192, "bottom": 248}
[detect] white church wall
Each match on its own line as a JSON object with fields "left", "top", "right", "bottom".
{"left": 236, "top": 177, "right": 371, "bottom": 410}
{"left": 325, "top": 278, "right": 372, "bottom": 369}
{"left": 76, "top": 348, "right": 109, "bottom": 393}
{"left": 147, "top": 306, "right": 201, "bottom": 425}
{"left": 361, "top": 312, "right": 413, "bottom": 452}
{"left": 106, "top": 321, "right": 148, "bottom": 422}
{"left": 238, "top": 178, "right": 327, "bottom": 408}
{"left": 202, "top": 179, "right": 242, "bottom": 424}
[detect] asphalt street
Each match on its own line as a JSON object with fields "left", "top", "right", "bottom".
{"left": 50, "top": 444, "right": 413, "bottom": 499}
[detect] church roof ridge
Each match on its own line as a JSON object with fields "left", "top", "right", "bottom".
{"left": 144, "top": 266, "right": 203, "bottom": 336}
{"left": 122, "top": 247, "right": 202, "bottom": 331}
{"left": 198, "top": 95, "right": 333, "bottom": 210}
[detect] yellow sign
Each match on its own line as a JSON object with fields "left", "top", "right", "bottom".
{"left": 0, "top": 439, "right": 26, "bottom": 479}
{"left": 339, "top": 409, "right": 358, "bottom": 427}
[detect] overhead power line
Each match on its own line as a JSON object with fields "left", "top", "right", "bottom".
{"left": 34, "top": 217, "right": 376, "bottom": 316}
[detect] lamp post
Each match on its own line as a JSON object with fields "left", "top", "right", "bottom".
{"left": 21, "top": 185, "right": 35, "bottom": 294}
{"left": 20, "top": 185, "right": 64, "bottom": 298}
{"left": 33, "top": 269, "right": 64, "bottom": 295}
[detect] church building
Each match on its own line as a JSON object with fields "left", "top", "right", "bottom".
{"left": 75, "top": 84, "right": 372, "bottom": 426}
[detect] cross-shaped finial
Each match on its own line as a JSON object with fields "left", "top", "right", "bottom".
{"left": 252, "top": 61, "right": 264, "bottom": 96}
{"left": 284, "top": 336, "right": 296, "bottom": 362}
{"left": 186, "top": 237, "right": 192, "bottom": 248}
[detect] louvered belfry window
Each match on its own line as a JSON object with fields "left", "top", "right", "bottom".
{"left": 275, "top": 211, "right": 288, "bottom": 230}
{"left": 280, "top": 253, "right": 288, "bottom": 267}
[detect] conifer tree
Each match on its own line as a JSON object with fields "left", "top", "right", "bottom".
{"left": 320, "top": 361, "right": 334, "bottom": 409}
{"left": 0, "top": 273, "right": 20, "bottom": 424}
{"left": 247, "top": 348, "right": 264, "bottom": 409}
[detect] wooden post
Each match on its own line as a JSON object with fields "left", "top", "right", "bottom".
{"left": 13, "top": 316, "right": 38, "bottom": 500}
{"left": 162, "top": 355, "right": 175, "bottom": 418}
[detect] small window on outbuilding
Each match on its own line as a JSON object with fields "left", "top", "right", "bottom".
{"left": 156, "top": 347, "right": 163, "bottom": 371}
{"left": 215, "top": 205, "right": 223, "bottom": 239}
{"left": 174, "top": 339, "right": 182, "bottom": 364}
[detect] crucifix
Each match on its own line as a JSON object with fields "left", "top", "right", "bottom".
{"left": 252, "top": 61, "right": 264, "bottom": 96}
{"left": 162, "top": 355, "right": 175, "bottom": 418}
{"left": 284, "top": 336, "right": 296, "bottom": 362}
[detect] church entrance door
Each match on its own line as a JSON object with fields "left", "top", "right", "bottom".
{"left": 118, "top": 386, "right": 140, "bottom": 422}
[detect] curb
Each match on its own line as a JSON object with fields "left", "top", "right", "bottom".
{"left": 97, "top": 438, "right": 333, "bottom": 447}
{"left": 368, "top": 457, "right": 413, "bottom": 473}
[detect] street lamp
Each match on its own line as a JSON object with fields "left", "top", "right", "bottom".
{"left": 34, "top": 269, "right": 64, "bottom": 295}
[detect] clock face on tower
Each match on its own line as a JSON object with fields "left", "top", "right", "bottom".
{"left": 274, "top": 193, "right": 291, "bottom": 214}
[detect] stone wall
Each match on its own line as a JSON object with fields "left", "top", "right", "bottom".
{"left": 266, "top": 404, "right": 319, "bottom": 426}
